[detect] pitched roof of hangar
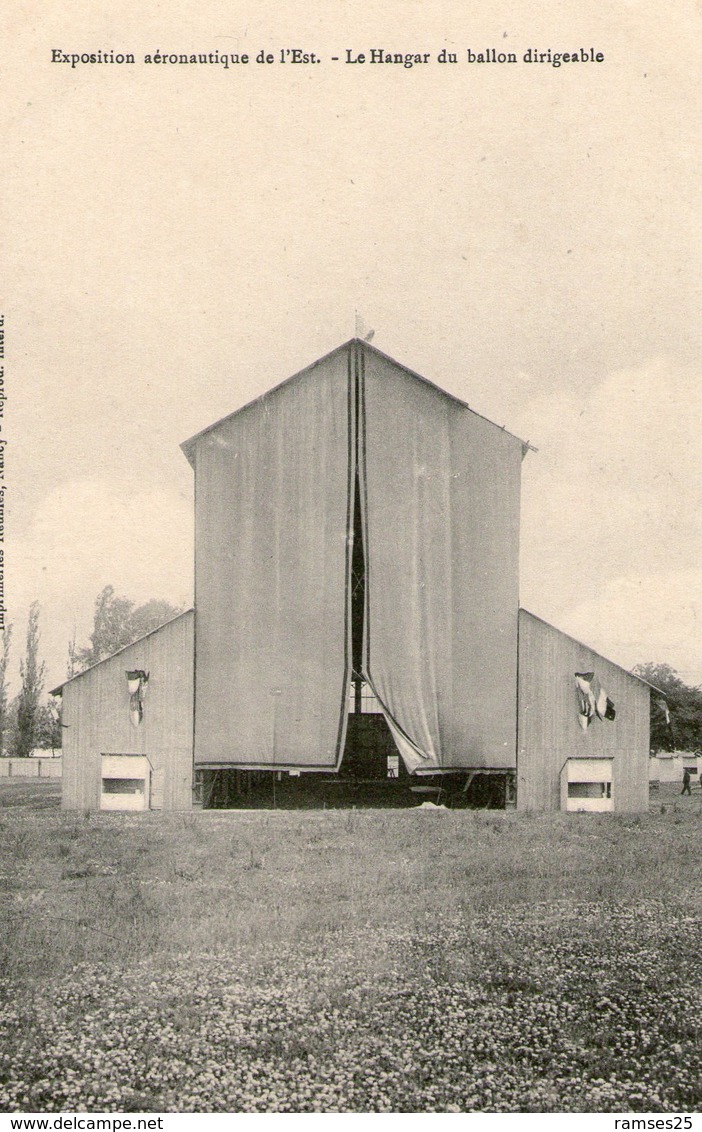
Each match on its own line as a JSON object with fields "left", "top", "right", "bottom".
{"left": 180, "top": 338, "right": 532, "bottom": 467}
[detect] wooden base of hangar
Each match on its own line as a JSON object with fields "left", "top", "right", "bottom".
{"left": 194, "top": 713, "right": 515, "bottom": 810}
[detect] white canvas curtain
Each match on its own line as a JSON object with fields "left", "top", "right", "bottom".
{"left": 194, "top": 353, "right": 353, "bottom": 767}
{"left": 193, "top": 341, "right": 519, "bottom": 773}
{"left": 359, "top": 348, "right": 520, "bottom": 772}
{"left": 359, "top": 355, "right": 451, "bottom": 771}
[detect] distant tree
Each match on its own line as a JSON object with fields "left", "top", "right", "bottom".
{"left": 35, "top": 699, "right": 62, "bottom": 752}
{"left": 13, "top": 602, "right": 46, "bottom": 757}
{"left": 77, "top": 586, "right": 135, "bottom": 668}
{"left": 632, "top": 662, "right": 702, "bottom": 753}
{"left": 0, "top": 623, "right": 12, "bottom": 756}
{"left": 74, "top": 585, "right": 185, "bottom": 672}
{"left": 130, "top": 598, "right": 185, "bottom": 642}
{"left": 4, "top": 698, "right": 18, "bottom": 756}
{"left": 67, "top": 632, "right": 79, "bottom": 680}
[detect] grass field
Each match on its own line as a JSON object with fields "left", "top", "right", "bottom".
{"left": 0, "top": 779, "right": 700, "bottom": 1113}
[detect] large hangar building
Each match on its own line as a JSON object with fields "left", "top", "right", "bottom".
{"left": 54, "top": 339, "right": 653, "bottom": 813}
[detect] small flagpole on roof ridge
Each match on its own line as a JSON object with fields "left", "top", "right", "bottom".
{"left": 354, "top": 310, "right": 375, "bottom": 342}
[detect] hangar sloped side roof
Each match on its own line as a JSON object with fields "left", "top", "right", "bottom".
{"left": 50, "top": 609, "right": 194, "bottom": 695}
{"left": 519, "top": 609, "right": 665, "bottom": 695}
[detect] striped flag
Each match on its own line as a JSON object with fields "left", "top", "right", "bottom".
{"left": 575, "top": 671, "right": 616, "bottom": 729}
{"left": 126, "top": 669, "right": 149, "bottom": 728}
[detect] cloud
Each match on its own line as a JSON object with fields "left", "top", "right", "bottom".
{"left": 563, "top": 569, "right": 702, "bottom": 684}
{"left": 516, "top": 356, "right": 702, "bottom": 680}
{"left": 8, "top": 479, "right": 193, "bottom": 692}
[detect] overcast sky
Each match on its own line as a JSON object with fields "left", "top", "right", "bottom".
{"left": 4, "top": 0, "right": 702, "bottom": 693}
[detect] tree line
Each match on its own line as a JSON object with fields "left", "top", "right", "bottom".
{"left": 1, "top": 586, "right": 184, "bottom": 757}
{"left": 632, "top": 662, "right": 702, "bottom": 754}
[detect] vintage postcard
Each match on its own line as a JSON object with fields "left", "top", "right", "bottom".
{"left": 2, "top": 0, "right": 700, "bottom": 1119}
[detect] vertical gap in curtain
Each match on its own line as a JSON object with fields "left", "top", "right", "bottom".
{"left": 350, "top": 354, "right": 365, "bottom": 715}
{"left": 356, "top": 344, "right": 435, "bottom": 774}
{"left": 331, "top": 345, "right": 356, "bottom": 768}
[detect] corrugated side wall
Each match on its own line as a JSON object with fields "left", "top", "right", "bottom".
{"left": 61, "top": 612, "right": 194, "bottom": 811}
{"left": 517, "top": 610, "right": 650, "bottom": 812}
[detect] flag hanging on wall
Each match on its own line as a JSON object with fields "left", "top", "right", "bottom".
{"left": 575, "top": 671, "right": 616, "bottom": 730}
{"left": 126, "top": 669, "right": 149, "bottom": 728}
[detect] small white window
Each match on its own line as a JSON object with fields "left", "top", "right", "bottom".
{"left": 102, "top": 778, "right": 145, "bottom": 795}
{"left": 100, "top": 754, "right": 151, "bottom": 811}
{"left": 561, "top": 758, "right": 614, "bottom": 812}
{"left": 568, "top": 781, "right": 611, "bottom": 800}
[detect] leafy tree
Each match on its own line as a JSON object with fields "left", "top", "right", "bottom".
{"left": 13, "top": 602, "right": 46, "bottom": 757}
{"left": 67, "top": 633, "right": 79, "bottom": 680}
{"left": 0, "top": 623, "right": 12, "bottom": 756}
{"left": 632, "top": 662, "right": 702, "bottom": 753}
{"left": 131, "top": 599, "right": 185, "bottom": 641}
{"left": 77, "top": 586, "right": 134, "bottom": 668}
{"left": 35, "top": 700, "right": 62, "bottom": 752}
{"left": 74, "top": 585, "right": 185, "bottom": 672}
{"left": 4, "top": 697, "right": 17, "bottom": 755}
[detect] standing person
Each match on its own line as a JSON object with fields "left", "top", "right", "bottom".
{"left": 681, "top": 767, "right": 692, "bottom": 795}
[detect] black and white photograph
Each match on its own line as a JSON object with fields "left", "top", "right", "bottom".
{"left": 2, "top": 0, "right": 701, "bottom": 1119}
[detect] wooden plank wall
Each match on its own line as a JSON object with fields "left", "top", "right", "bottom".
{"left": 517, "top": 610, "right": 650, "bottom": 812}
{"left": 61, "top": 611, "right": 194, "bottom": 811}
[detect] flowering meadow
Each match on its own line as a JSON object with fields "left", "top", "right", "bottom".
{"left": 0, "top": 781, "right": 700, "bottom": 1112}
